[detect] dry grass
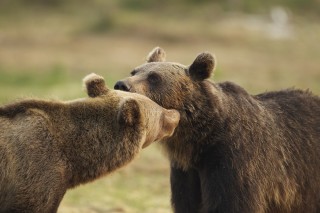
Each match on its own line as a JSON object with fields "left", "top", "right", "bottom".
{"left": 0, "top": 4, "right": 319, "bottom": 213}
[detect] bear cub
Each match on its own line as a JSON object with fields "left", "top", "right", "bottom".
{"left": 115, "top": 47, "right": 320, "bottom": 213}
{"left": 0, "top": 73, "right": 180, "bottom": 213}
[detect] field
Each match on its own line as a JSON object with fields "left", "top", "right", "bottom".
{"left": 0, "top": 1, "right": 319, "bottom": 212}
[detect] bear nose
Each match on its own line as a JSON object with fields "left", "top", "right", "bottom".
{"left": 114, "top": 81, "right": 130, "bottom": 91}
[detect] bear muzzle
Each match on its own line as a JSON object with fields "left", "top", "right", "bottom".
{"left": 114, "top": 80, "right": 131, "bottom": 92}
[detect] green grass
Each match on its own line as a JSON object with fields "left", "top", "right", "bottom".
{"left": 0, "top": 65, "right": 65, "bottom": 87}
{"left": 0, "top": 66, "right": 79, "bottom": 103}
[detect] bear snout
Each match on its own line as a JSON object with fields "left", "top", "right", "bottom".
{"left": 114, "top": 80, "right": 130, "bottom": 92}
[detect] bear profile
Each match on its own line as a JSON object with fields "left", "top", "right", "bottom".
{"left": 115, "top": 47, "right": 320, "bottom": 213}
{"left": 0, "top": 73, "right": 180, "bottom": 213}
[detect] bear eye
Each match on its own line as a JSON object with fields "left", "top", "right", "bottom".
{"left": 130, "top": 70, "right": 137, "bottom": 76}
{"left": 148, "top": 72, "right": 161, "bottom": 84}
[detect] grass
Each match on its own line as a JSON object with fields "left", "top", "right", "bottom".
{"left": 59, "top": 145, "right": 171, "bottom": 213}
{"left": 0, "top": 67, "right": 80, "bottom": 103}
{"left": 0, "top": 2, "right": 319, "bottom": 212}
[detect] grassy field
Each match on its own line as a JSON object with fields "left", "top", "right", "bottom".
{"left": 0, "top": 2, "right": 319, "bottom": 212}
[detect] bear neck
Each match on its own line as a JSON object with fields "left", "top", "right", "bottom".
{"left": 163, "top": 81, "right": 263, "bottom": 170}
{"left": 162, "top": 81, "right": 227, "bottom": 170}
{"left": 43, "top": 99, "right": 143, "bottom": 188}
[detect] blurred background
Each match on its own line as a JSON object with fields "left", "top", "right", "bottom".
{"left": 0, "top": 0, "right": 319, "bottom": 212}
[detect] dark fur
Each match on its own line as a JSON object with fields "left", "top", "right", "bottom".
{"left": 115, "top": 48, "right": 320, "bottom": 213}
{"left": 0, "top": 73, "right": 179, "bottom": 213}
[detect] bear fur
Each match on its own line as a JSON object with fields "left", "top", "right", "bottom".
{"left": 114, "top": 47, "right": 320, "bottom": 213}
{"left": 0, "top": 73, "right": 180, "bottom": 213}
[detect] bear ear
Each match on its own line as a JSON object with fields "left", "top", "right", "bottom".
{"left": 83, "top": 73, "right": 109, "bottom": 98}
{"left": 188, "top": 52, "right": 216, "bottom": 81}
{"left": 146, "top": 47, "right": 166, "bottom": 63}
{"left": 118, "top": 98, "right": 141, "bottom": 127}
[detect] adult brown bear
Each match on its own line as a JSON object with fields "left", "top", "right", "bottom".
{"left": 0, "top": 73, "right": 180, "bottom": 213}
{"left": 115, "top": 47, "right": 320, "bottom": 213}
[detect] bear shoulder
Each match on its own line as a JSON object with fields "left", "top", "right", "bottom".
{"left": 0, "top": 99, "right": 62, "bottom": 118}
{"left": 255, "top": 88, "right": 318, "bottom": 101}
{"left": 218, "top": 81, "right": 250, "bottom": 97}
{"left": 255, "top": 88, "right": 320, "bottom": 114}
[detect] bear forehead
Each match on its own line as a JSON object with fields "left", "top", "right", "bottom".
{"left": 133, "top": 62, "right": 187, "bottom": 74}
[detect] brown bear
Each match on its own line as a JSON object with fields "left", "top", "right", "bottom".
{"left": 114, "top": 47, "right": 320, "bottom": 213}
{"left": 0, "top": 73, "right": 180, "bottom": 213}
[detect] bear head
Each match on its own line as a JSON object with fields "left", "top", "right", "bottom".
{"left": 114, "top": 47, "right": 216, "bottom": 111}
{"left": 84, "top": 73, "right": 180, "bottom": 148}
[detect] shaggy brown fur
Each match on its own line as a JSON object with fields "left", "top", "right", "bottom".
{"left": 115, "top": 47, "right": 320, "bottom": 213}
{"left": 0, "top": 73, "right": 180, "bottom": 213}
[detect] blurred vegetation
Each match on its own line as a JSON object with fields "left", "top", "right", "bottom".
{"left": 1, "top": 0, "right": 320, "bottom": 14}
{"left": 0, "top": 0, "right": 319, "bottom": 213}
{"left": 0, "top": 65, "right": 65, "bottom": 86}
